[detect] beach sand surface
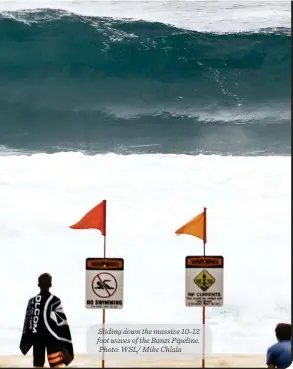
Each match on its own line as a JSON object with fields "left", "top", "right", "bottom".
{"left": 0, "top": 354, "right": 266, "bottom": 367}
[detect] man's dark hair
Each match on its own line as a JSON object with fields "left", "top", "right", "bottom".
{"left": 275, "top": 323, "right": 291, "bottom": 341}
{"left": 38, "top": 273, "right": 52, "bottom": 291}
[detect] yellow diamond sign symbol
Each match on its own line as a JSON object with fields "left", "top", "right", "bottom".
{"left": 193, "top": 270, "right": 215, "bottom": 292}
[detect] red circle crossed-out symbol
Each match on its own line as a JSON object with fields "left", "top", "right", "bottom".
{"left": 92, "top": 272, "right": 117, "bottom": 298}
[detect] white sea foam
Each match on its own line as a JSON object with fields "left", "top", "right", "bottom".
{"left": 0, "top": 0, "right": 290, "bottom": 32}
{"left": 0, "top": 152, "right": 290, "bottom": 355}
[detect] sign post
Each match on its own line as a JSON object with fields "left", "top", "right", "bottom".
{"left": 185, "top": 255, "right": 224, "bottom": 367}
{"left": 70, "top": 200, "right": 125, "bottom": 368}
{"left": 175, "top": 207, "right": 225, "bottom": 368}
{"left": 86, "top": 257, "right": 124, "bottom": 366}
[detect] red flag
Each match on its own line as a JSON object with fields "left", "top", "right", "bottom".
{"left": 69, "top": 200, "right": 106, "bottom": 236}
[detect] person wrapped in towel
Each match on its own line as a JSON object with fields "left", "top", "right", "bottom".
{"left": 20, "top": 273, "right": 74, "bottom": 368}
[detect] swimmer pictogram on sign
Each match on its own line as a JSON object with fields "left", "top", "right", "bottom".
{"left": 92, "top": 272, "right": 117, "bottom": 298}
{"left": 193, "top": 270, "right": 215, "bottom": 292}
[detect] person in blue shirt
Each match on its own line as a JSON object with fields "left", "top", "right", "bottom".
{"left": 266, "top": 323, "right": 292, "bottom": 368}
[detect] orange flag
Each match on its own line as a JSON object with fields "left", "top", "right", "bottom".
{"left": 175, "top": 209, "right": 206, "bottom": 242}
{"left": 69, "top": 200, "right": 106, "bottom": 236}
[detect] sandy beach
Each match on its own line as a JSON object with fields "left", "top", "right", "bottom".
{"left": 0, "top": 354, "right": 266, "bottom": 367}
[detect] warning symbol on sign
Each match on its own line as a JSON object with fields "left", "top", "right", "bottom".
{"left": 92, "top": 272, "right": 117, "bottom": 298}
{"left": 193, "top": 269, "right": 215, "bottom": 291}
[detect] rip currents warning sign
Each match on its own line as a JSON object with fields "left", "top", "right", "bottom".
{"left": 185, "top": 256, "right": 224, "bottom": 307}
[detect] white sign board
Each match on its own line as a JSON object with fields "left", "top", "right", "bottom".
{"left": 185, "top": 256, "right": 224, "bottom": 307}
{"left": 86, "top": 258, "right": 124, "bottom": 309}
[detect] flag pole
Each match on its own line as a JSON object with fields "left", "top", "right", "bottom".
{"left": 102, "top": 200, "right": 107, "bottom": 369}
{"left": 202, "top": 207, "right": 207, "bottom": 369}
